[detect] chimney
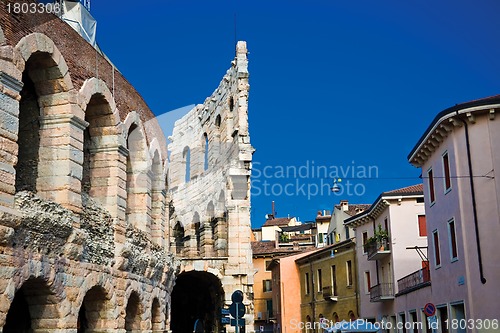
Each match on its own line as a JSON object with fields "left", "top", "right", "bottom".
{"left": 340, "top": 200, "right": 349, "bottom": 211}
{"left": 272, "top": 201, "right": 276, "bottom": 217}
{"left": 317, "top": 210, "right": 323, "bottom": 217}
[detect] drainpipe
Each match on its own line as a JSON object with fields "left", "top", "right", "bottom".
{"left": 309, "top": 259, "right": 317, "bottom": 333}
{"left": 455, "top": 114, "right": 486, "bottom": 284}
{"left": 352, "top": 241, "right": 360, "bottom": 318}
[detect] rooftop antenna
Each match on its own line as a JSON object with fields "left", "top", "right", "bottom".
{"left": 234, "top": 13, "right": 237, "bottom": 46}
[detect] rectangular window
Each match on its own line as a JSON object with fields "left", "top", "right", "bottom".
{"left": 266, "top": 299, "right": 273, "bottom": 318}
{"left": 317, "top": 269, "right": 322, "bottom": 292}
{"left": 418, "top": 215, "right": 427, "bottom": 237}
{"left": 409, "top": 311, "right": 417, "bottom": 333}
{"left": 265, "top": 260, "right": 272, "bottom": 271}
{"left": 433, "top": 230, "right": 441, "bottom": 267}
{"left": 451, "top": 303, "right": 466, "bottom": 333}
{"left": 399, "top": 313, "right": 407, "bottom": 333}
{"left": 263, "top": 279, "right": 272, "bottom": 292}
{"left": 362, "top": 231, "right": 368, "bottom": 253}
{"left": 448, "top": 219, "right": 458, "bottom": 261}
{"left": 346, "top": 260, "right": 353, "bottom": 286}
{"left": 438, "top": 306, "right": 449, "bottom": 333}
{"left": 428, "top": 169, "right": 435, "bottom": 203}
{"left": 345, "top": 226, "right": 350, "bottom": 239}
{"left": 318, "top": 233, "right": 324, "bottom": 244}
{"left": 364, "top": 271, "right": 371, "bottom": 294}
{"left": 443, "top": 152, "right": 451, "bottom": 192}
{"left": 331, "top": 265, "right": 337, "bottom": 296}
{"left": 305, "top": 273, "right": 310, "bottom": 294}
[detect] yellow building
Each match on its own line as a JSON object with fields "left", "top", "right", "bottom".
{"left": 296, "top": 240, "right": 359, "bottom": 331}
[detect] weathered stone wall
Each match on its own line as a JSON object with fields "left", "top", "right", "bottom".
{"left": 0, "top": 1, "right": 255, "bottom": 332}
{"left": 0, "top": 1, "right": 176, "bottom": 331}
{"left": 168, "top": 41, "right": 255, "bottom": 332}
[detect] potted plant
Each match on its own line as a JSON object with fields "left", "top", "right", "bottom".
{"left": 374, "top": 225, "right": 389, "bottom": 250}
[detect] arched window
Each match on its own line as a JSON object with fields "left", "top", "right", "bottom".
{"left": 203, "top": 133, "right": 209, "bottom": 171}
{"left": 183, "top": 147, "right": 190, "bottom": 183}
{"left": 174, "top": 223, "right": 184, "bottom": 255}
{"left": 215, "top": 115, "right": 221, "bottom": 128}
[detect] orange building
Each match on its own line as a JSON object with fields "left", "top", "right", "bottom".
{"left": 268, "top": 251, "right": 313, "bottom": 333}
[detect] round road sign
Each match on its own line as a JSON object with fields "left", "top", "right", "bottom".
{"left": 231, "top": 290, "right": 244, "bottom": 303}
{"left": 229, "top": 302, "right": 245, "bottom": 319}
{"left": 423, "top": 303, "right": 436, "bottom": 317}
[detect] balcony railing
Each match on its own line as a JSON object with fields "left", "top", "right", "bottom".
{"left": 370, "top": 283, "right": 394, "bottom": 302}
{"left": 364, "top": 239, "right": 391, "bottom": 260}
{"left": 397, "top": 266, "right": 431, "bottom": 295}
{"left": 322, "top": 286, "right": 338, "bottom": 301}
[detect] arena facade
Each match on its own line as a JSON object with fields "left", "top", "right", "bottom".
{"left": 0, "top": 1, "right": 255, "bottom": 332}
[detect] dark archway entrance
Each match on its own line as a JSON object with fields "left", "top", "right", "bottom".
{"left": 171, "top": 271, "right": 224, "bottom": 333}
{"left": 3, "top": 278, "right": 57, "bottom": 333}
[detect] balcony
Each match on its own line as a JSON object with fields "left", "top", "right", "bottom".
{"left": 364, "top": 239, "right": 391, "bottom": 260}
{"left": 369, "top": 283, "right": 394, "bottom": 302}
{"left": 396, "top": 266, "right": 431, "bottom": 295}
{"left": 322, "top": 286, "right": 338, "bottom": 301}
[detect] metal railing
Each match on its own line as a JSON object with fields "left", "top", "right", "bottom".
{"left": 397, "top": 266, "right": 431, "bottom": 294}
{"left": 364, "top": 239, "right": 390, "bottom": 259}
{"left": 370, "top": 283, "right": 394, "bottom": 301}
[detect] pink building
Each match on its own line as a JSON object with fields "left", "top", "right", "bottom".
{"left": 408, "top": 95, "right": 500, "bottom": 332}
{"left": 344, "top": 185, "right": 429, "bottom": 329}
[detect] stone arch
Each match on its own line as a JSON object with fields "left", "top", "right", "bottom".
{"left": 149, "top": 139, "right": 165, "bottom": 246}
{"left": 79, "top": 78, "right": 124, "bottom": 213}
{"left": 203, "top": 132, "right": 209, "bottom": 171}
{"left": 151, "top": 298, "right": 162, "bottom": 332}
{"left": 124, "top": 291, "right": 142, "bottom": 332}
{"left": 123, "top": 111, "right": 151, "bottom": 233}
{"left": 183, "top": 146, "right": 191, "bottom": 183}
{"left": 171, "top": 271, "right": 224, "bottom": 333}
{"left": 192, "top": 212, "right": 201, "bottom": 255}
{"left": 3, "top": 277, "right": 61, "bottom": 332}
{"left": 77, "top": 285, "right": 116, "bottom": 332}
{"left": 173, "top": 222, "right": 185, "bottom": 255}
{"left": 14, "top": 33, "right": 84, "bottom": 211}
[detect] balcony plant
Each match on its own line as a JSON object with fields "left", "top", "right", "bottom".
{"left": 374, "top": 225, "right": 389, "bottom": 250}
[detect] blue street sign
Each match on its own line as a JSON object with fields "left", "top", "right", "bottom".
{"left": 229, "top": 303, "right": 245, "bottom": 319}
{"left": 221, "top": 317, "right": 231, "bottom": 325}
{"left": 221, "top": 308, "right": 230, "bottom": 316}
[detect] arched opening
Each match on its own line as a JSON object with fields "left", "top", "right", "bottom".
{"left": 4, "top": 278, "right": 58, "bottom": 333}
{"left": 82, "top": 93, "right": 114, "bottom": 197}
{"left": 203, "top": 133, "right": 209, "bottom": 171}
{"left": 183, "top": 146, "right": 191, "bottom": 183}
{"left": 77, "top": 286, "right": 110, "bottom": 333}
{"left": 151, "top": 298, "right": 162, "bottom": 332}
{"left": 229, "top": 96, "right": 234, "bottom": 112}
{"left": 332, "top": 312, "right": 339, "bottom": 323}
{"left": 193, "top": 212, "right": 201, "bottom": 253}
{"left": 215, "top": 115, "right": 221, "bottom": 128}
{"left": 171, "top": 271, "right": 224, "bottom": 333}
{"left": 348, "top": 310, "right": 356, "bottom": 321}
{"left": 151, "top": 150, "right": 163, "bottom": 245}
{"left": 125, "top": 292, "right": 142, "bottom": 332}
{"left": 15, "top": 67, "right": 41, "bottom": 192}
{"left": 174, "top": 222, "right": 184, "bottom": 255}
{"left": 126, "top": 124, "right": 150, "bottom": 232}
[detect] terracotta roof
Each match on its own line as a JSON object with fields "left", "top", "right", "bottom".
{"left": 263, "top": 217, "right": 292, "bottom": 227}
{"left": 251, "top": 241, "right": 303, "bottom": 255}
{"left": 334, "top": 204, "right": 371, "bottom": 216}
{"left": 384, "top": 184, "right": 423, "bottom": 195}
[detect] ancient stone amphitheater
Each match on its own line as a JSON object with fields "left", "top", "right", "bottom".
{"left": 0, "top": 1, "right": 254, "bottom": 332}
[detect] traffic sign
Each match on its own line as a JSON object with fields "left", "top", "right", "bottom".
{"left": 221, "top": 317, "right": 231, "bottom": 325}
{"left": 232, "top": 290, "right": 244, "bottom": 303}
{"left": 424, "top": 303, "right": 436, "bottom": 317}
{"left": 229, "top": 302, "right": 245, "bottom": 318}
{"left": 221, "top": 308, "right": 230, "bottom": 316}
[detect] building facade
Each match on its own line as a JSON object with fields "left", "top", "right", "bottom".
{"left": 0, "top": 2, "right": 255, "bottom": 332}
{"left": 408, "top": 95, "right": 500, "bottom": 332}
{"left": 344, "top": 185, "right": 428, "bottom": 327}
{"left": 296, "top": 240, "right": 359, "bottom": 332}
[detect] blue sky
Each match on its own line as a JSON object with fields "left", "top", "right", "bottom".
{"left": 89, "top": 0, "right": 500, "bottom": 227}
